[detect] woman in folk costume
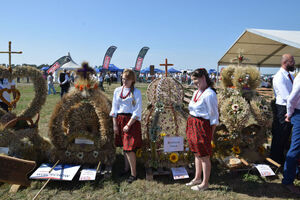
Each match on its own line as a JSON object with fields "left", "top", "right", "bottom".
{"left": 185, "top": 68, "right": 219, "bottom": 191}
{"left": 110, "top": 69, "right": 142, "bottom": 183}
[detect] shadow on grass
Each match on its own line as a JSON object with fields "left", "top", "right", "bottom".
{"left": 209, "top": 166, "right": 299, "bottom": 199}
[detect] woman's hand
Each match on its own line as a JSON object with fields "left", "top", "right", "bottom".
{"left": 113, "top": 124, "right": 119, "bottom": 135}
{"left": 123, "top": 124, "right": 130, "bottom": 132}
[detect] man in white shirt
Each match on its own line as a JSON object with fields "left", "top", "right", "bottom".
{"left": 281, "top": 72, "right": 300, "bottom": 194}
{"left": 270, "top": 54, "right": 295, "bottom": 165}
{"left": 0, "top": 78, "right": 16, "bottom": 112}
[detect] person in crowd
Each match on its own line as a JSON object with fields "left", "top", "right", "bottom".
{"left": 58, "top": 69, "right": 70, "bottom": 97}
{"left": 185, "top": 68, "right": 219, "bottom": 191}
{"left": 270, "top": 54, "right": 295, "bottom": 165}
{"left": 70, "top": 71, "right": 75, "bottom": 83}
{"left": 47, "top": 72, "right": 56, "bottom": 95}
{"left": 282, "top": 66, "right": 300, "bottom": 194}
{"left": 120, "top": 72, "right": 123, "bottom": 86}
{"left": 113, "top": 73, "right": 118, "bottom": 82}
{"left": 0, "top": 78, "right": 17, "bottom": 112}
{"left": 110, "top": 69, "right": 142, "bottom": 184}
{"left": 98, "top": 72, "right": 105, "bottom": 91}
{"left": 105, "top": 72, "right": 111, "bottom": 85}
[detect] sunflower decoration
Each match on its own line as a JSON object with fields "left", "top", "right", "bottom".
{"left": 231, "top": 146, "right": 241, "bottom": 155}
{"left": 160, "top": 132, "right": 167, "bottom": 138}
{"left": 136, "top": 148, "right": 142, "bottom": 158}
{"left": 169, "top": 152, "right": 179, "bottom": 163}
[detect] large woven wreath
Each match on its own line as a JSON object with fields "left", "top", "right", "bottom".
{"left": 49, "top": 76, "right": 115, "bottom": 164}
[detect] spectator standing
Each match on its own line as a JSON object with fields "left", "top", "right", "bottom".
{"left": 47, "top": 72, "right": 56, "bottom": 95}
{"left": 270, "top": 54, "right": 295, "bottom": 165}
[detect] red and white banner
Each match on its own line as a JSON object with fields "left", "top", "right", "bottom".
{"left": 47, "top": 62, "right": 60, "bottom": 74}
{"left": 103, "top": 56, "right": 111, "bottom": 69}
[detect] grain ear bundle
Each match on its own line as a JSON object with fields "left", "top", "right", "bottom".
{"left": 0, "top": 66, "right": 50, "bottom": 162}
{"left": 48, "top": 62, "right": 115, "bottom": 165}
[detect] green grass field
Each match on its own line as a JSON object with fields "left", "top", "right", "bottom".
{"left": 0, "top": 82, "right": 299, "bottom": 200}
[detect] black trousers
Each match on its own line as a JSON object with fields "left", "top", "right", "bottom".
{"left": 60, "top": 84, "right": 69, "bottom": 97}
{"left": 0, "top": 102, "right": 8, "bottom": 112}
{"left": 270, "top": 104, "right": 293, "bottom": 165}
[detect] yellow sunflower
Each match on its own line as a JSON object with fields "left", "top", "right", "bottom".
{"left": 169, "top": 153, "right": 179, "bottom": 163}
{"left": 231, "top": 146, "right": 241, "bottom": 154}
{"left": 160, "top": 132, "right": 166, "bottom": 137}
{"left": 136, "top": 148, "right": 142, "bottom": 158}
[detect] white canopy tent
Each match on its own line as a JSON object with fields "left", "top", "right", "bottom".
{"left": 54, "top": 53, "right": 81, "bottom": 82}
{"left": 218, "top": 28, "right": 300, "bottom": 73}
{"left": 59, "top": 60, "right": 81, "bottom": 70}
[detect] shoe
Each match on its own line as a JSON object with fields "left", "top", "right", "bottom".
{"left": 284, "top": 184, "right": 300, "bottom": 195}
{"left": 127, "top": 175, "right": 137, "bottom": 184}
{"left": 185, "top": 179, "right": 202, "bottom": 186}
{"left": 191, "top": 184, "right": 209, "bottom": 191}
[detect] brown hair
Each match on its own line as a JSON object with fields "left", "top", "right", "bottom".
{"left": 122, "top": 69, "right": 136, "bottom": 94}
{"left": 192, "top": 68, "right": 215, "bottom": 91}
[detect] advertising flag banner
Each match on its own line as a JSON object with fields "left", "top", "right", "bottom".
{"left": 47, "top": 55, "right": 72, "bottom": 74}
{"left": 134, "top": 47, "right": 149, "bottom": 71}
{"left": 102, "top": 46, "right": 117, "bottom": 70}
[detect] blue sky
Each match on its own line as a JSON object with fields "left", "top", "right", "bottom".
{"left": 1, "top": 0, "right": 300, "bottom": 74}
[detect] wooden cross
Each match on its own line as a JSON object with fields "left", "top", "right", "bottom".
{"left": 0, "top": 41, "right": 22, "bottom": 72}
{"left": 159, "top": 58, "right": 173, "bottom": 77}
{"left": 77, "top": 63, "right": 95, "bottom": 79}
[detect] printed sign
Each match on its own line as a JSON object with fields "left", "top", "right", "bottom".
{"left": 255, "top": 164, "right": 275, "bottom": 177}
{"left": 164, "top": 136, "right": 184, "bottom": 152}
{"left": 171, "top": 167, "right": 189, "bottom": 180}
{"left": 75, "top": 138, "right": 94, "bottom": 145}
{"left": 79, "top": 169, "right": 97, "bottom": 181}
{"left": 30, "top": 163, "right": 81, "bottom": 181}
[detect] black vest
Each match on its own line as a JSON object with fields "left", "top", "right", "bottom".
{"left": 59, "top": 73, "right": 65, "bottom": 83}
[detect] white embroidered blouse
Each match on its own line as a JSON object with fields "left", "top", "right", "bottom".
{"left": 188, "top": 87, "right": 219, "bottom": 125}
{"left": 110, "top": 86, "right": 142, "bottom": 121}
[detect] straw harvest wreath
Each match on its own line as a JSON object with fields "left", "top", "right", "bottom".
{"left": 0, "top": 66, "right": 51, "bottom": 162}
{"left": 214, "top": 65, "right": 272, "bottom": 168}
{"left": 141, "top": 77, "right": 193, "bottom": 168}
{"left": 49, "top": 62, "right": 115, "bottom": 165}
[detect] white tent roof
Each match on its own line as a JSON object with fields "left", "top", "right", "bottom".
{"left": 218, "top": 29, "right": 300, "bottom": 67}
{"left": 59, "top": 60, "right": 80, "bottom": 70}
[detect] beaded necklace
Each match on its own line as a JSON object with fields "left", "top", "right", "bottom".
{"left": 120, "top": 86, "right": 131, "bottom": 99}
{"left": 193, "top": 88, "right": 207, "bottom": 102}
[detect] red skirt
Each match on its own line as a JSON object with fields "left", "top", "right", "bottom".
{"left": 115, "top": 114, "right": 142, "bottom": 151}
{"left": 186, "top": 115, "right": 212, "bottom": 157}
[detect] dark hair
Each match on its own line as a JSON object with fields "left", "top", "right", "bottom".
{"left": 191, "top": 68, "right": 216, "bottom": 92}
